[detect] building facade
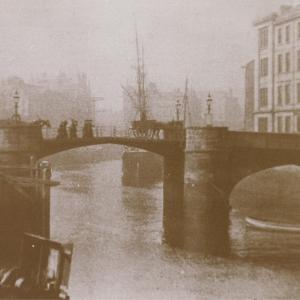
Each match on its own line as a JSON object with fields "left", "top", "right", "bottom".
{"left": 0, "top": 73, "right": 94, "bottom": 128}
{"left": 253, "top": 4, "right": 300, "bottom": 133}
{"left": 244, "top": 60, "right": 255, "bottom": 131}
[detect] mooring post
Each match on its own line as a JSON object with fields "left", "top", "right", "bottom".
{"left": 39, "top": 161, "right": 52, "bottom": 238}
{"left": 183, "top": 127, "right": 230, "bottom": 255}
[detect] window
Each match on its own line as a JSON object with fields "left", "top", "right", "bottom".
{"left": 298, "top": 83, "right": 300, "bottom": 103}
{"left": 278, "top": 28, "right": 282, "bottom": 44}
{"left": 285, "top": 84, "right": 291, "bottom": 105}
{"left": 259, "top": 88, "right": 268, "bottom": 108}
{"left": 259, "top": 27, "right": 268, "bottom": 49}
{"left": 297, "top": 115, "right": 300, "bottom": 132}
{"left": 286, "top": 52, "right": 290, "bottom": 72}
{"left": 258, "top": 117, "right": 268, "bottom": 132}
{"left": 278, "top": 54, "right": 283, "bottom": 73}
{"left": 277, "top": 116, "right": 283, "bottom": 133}
{"left": 286, "top": 25, "right": 290, "bottom": 43}
{"left": 278, "top": 85, "right": 283, "bottom": 106}
{"left": 260, "top": 57, "right": 268, "bottom": 77}
{"left": 285, "top": 116, "right": 291, "bottom": 132}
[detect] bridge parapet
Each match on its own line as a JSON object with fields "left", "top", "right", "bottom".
{"left": 185, "top": 127, "right": 228, "bottom": 152}
{"left": 228, "top": 131, "right": 300, "bottom": 150}
{"left": 42, "top": 125, "right": 128, "bottom": 139}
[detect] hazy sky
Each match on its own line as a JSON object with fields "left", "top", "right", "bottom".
{"left": 0, "top": 0, "right": 295, "bottom": 109}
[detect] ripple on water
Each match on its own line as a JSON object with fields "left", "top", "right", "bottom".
{"left": 50, "top": 160, "right": 300, "bottom": 300}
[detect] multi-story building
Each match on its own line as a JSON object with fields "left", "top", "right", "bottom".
{"left": 253, "top": 4, "right": 300, "bottom": 132}
{"left": 0, "top": 73, "right": 94, "bottom": 127}
{"left": 244, "top": 60, "right": 255, "bottom": 131}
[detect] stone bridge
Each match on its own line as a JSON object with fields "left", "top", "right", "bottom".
{"left": 2, "top": 122, "right": 300, "bottom": 255}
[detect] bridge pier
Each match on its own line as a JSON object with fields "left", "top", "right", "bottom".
{"left": 163, "top": 152, "right": 184, "bottom": 247}
{"left": 183, "top": 127, "right": 230, "bottom": 255}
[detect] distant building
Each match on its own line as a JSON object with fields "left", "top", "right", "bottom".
{"left": 252, "top": 4, "right": 300, "bottom": 132}
{"left": 244, "top": 60, "right": 255, "bottom": 131}
{"left": 0, "top": 73, "right": 94, "bottom": 127}
{"left": 123, "top": 83, "right": 243, "bottom": 130}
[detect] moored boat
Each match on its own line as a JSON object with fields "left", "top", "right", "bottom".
{"left": 245, "top": 217, "right": 300, "bottom": 233}
{"left": 230, "top": 165, "right": 300, "bottom": 227}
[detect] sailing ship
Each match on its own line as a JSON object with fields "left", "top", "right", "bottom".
{"left": 121, "top": 30, "right": 188, "bottom": 186}
{"left": 121, "top": 30, "right": 162, "bottom": 186}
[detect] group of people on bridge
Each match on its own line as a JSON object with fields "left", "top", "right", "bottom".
{"left": 57, "top": 119, "right": 94, "bottom": 139}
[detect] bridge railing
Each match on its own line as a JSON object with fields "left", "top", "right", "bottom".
{"left": 42, "top": 126, "right": 128, "bottom": 139}
{"left": 42, "top": 126, "right": 168, "bottom": 140}
{"left": 228, "top": 130, "right": 300, "bottom": 150}
{"left": 42, "top": 125, "right": 185, "bottom": 144}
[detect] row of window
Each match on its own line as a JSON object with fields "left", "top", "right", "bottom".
{"left": 259, "top": 27, "right": 268, "bottom": 49}
{"left": 259, "top": 23, "right": 300, "bottom": 50}
{"left": 277, "top": 53, "right": 290, "bottom": 73}
{"left": 277, "top": 84, "right": 291, "bottom": 106}
{"left": 277, "top": 25, "right": 291, "bottom": 45}
{"left": 257, "top": 115, "right": 298, "bottom": 133}
{"left": 277, "top": 115, "right": 293, "bottom": 133}
{"left": 259, "top": 88, "right": 268, "bottom": 108}
{"left": 259, "top": 83, "right": 300, "bottom": 108}
{"left": 260, "top": 57, "right": 268, "bottom": 76}
{"left": 261, "top": 51, "right": 300, "bottom": 77}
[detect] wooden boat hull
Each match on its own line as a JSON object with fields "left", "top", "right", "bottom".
{"left": 230, "top": 165, "right": 300, "bottom": 225}
{"left": 245, "top": 217, "right": 300, "bottom": 233}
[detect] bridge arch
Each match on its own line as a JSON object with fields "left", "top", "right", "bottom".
{"left": 39, "top": 136, "right": 185, "bottom": 249}
{"left": 227, "top": 147, "right": 300, "bottom": 198}
{"left": 39, "top": 137, "right": 183, "bottom": 159}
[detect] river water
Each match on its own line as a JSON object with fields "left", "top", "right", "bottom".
{"left": 50, "top": 158, "right": 300, "bottom": 300}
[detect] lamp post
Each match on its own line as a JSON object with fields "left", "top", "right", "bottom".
{"left": 205, "top": 92, "right": 213, "bottom": 127}
{"left": 12, "top": 90, "right": 21, "bottom": 122}
{"left": 176, "top": 99, "right": 181, "bottom": 121}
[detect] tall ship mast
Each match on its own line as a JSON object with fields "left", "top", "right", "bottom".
{"left": 123, "top": 29, "right": 186, "bottom": 139}
{"left": 122, "top": 30, "right": 160, "bottom": 138}
{"left": 135, "top": 29, "right": 148, "bottom": 122}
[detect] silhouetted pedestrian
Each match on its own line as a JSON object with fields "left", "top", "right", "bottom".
{"left": 57, "top": 121, "right": 68, "bottom": 139}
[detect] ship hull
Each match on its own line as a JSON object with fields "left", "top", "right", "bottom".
{"left": 122, "top": 149, "right": 163, "bottom": 186}
{"left": 245, "top": 217, "right": 300, "bottom": 233}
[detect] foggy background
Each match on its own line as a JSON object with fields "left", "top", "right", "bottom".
{"left": 0, "top": 0, "right": 294, "bottom": 110}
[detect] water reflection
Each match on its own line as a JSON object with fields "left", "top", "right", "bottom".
{"left": 181, "top": 183, "right": 230, "bottom": 256}
{"left": 51, "top": 159, "right": 300, "bottom": 300}
{"left": 230, "top": 209, "right": 300, "bottom": 267}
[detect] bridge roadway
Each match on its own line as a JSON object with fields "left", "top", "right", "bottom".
{"left": 40, "top": 129, "right": 300, "bottom": 157}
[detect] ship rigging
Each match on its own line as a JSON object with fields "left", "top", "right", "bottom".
{"left": 122, "top": 29, "right": 191, "bottom": 139}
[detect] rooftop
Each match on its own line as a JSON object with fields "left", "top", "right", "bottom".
{"left": 254, "top": 4, "right": 300, "bottom": 26}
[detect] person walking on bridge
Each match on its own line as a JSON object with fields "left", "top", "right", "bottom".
{"left": 69, "top": 119, "right": 78, "bottom": 139}
{"left": 56, "top": 121, "right": 68, "bottom": 139}
{"left": 82, "top": 120, "right": 94, "bottom": 139}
